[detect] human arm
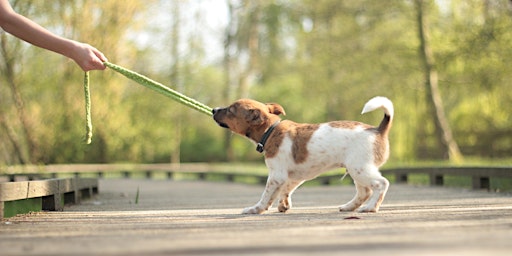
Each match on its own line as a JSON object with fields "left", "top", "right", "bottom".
{"left": 0, "top": 0, "right": 107, "bottom": 71}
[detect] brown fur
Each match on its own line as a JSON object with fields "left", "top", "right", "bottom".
{"left": 244, "top": 120, "right": 319, "bottom": 163}
{"left": 212, "top": 99, "right": 285, "bottom": 154}
{"left": 328, "top": 121, "right": 371, "bottom": 130}
{"left": 290, "top": 123, "right": 319, "bottom": 164}
{"left": 212, "top": 97, "right": 393, "bottom": 214}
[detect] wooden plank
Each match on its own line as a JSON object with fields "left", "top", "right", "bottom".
{"left": 76, "top": 178, "right": 99, "bottom": 190}
{"left": 27, "top": 179, "right": 60, "bottom": 198}
{"left": 4, "top": 180, "right": 512, "bottom": 255}
{"left": 1, "top": 177, "right": 99, "bottom": 219}
{"left": 0, "top": 178, "right": 79, "bottom": 202}
{"left": 0, "top": 181, "right": 30, "bottom": 201}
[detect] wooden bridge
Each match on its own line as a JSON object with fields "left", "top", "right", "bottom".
{"left": 1, "top": 164, "right": 512, "bottom": 255}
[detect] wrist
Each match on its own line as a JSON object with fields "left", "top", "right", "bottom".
{"left": 58, "top": 39, "right": 80, "bottom": 60}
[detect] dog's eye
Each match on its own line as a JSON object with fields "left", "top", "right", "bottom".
{"left": 228, "top": 107, "right": 236, "bottom": 115}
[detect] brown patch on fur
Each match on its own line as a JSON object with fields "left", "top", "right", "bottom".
{"left": 291, "top": 124, "right": 319, "bottom": 164}
{"left": 372, "top": 134, "right": 389, "bottom": 167}
{"left": 329, "top": 121, "right": 372, "bottom": 129}
{"left": 365, "top": 126, "right": 389, "bottom": 166}
{"left": 263, "top": 121, "right": 319, "bottom": 163}
{"left": 263, "top": 127, "right": 285, "bottom": 158}
{"left": 377, "top": 114, "right": 392, "bottom": 135}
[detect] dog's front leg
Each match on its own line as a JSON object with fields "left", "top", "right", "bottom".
{"left": 242, "top": 177, "right": 285, "bottom": 214}
{"left": 277, "top": 180, "right": 304, "bottom": 213}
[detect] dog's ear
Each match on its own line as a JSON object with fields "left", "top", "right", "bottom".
{"left": 266, "top": 103, "right": 286, "bottom": 116}
{"left": 246, "top": 109, "right": 265, "bottom": 125}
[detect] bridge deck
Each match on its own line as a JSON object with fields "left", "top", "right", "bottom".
{"left": 1, "top": 179, "right": 512, "bottom": 255}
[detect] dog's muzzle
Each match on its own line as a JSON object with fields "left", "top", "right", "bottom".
{"left": 212, "top": 108, "right": 229, "bottom": 129}
{"left": 212, "top": 108, "right": 220, "bottom": 115}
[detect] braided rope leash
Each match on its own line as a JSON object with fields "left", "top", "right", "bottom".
{"left": 83, "top": 71, "right": 93, "bottom": 144}
{"left": 83, "top": 62, "right": 213, "bottom": 144}
{"left": 104, "top": 62, "right": 212, "bottom": 115}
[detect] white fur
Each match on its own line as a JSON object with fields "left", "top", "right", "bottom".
{"left": 361, "top": 96, "right": 394, "bottom": 117}
{"left": 242, "top": 97, "right": 393, "bottom": 214}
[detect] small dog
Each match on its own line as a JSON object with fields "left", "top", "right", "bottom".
{"left": 212, "top": 96, "right": 393, "bottom": 214}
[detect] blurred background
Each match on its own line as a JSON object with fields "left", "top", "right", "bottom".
{"left": 1, "top": 0, "right": 511, "bottom": 166}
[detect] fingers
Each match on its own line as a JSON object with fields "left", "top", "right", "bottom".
{"left": 92, "top": 47, "right": 108, "bottom": 63}
{"left": 76, "top": 43, "right": 108, "bottom": 71}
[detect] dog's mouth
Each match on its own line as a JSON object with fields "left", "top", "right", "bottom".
{"left": 212, "top": 108, "right": 230, "bottom": 129}
{"left": 216, "top": 121, "right": 229, "bottom": 129}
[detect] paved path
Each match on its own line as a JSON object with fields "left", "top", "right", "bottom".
{"left": 1, "top": 179, "right": 512, "bottom": 255}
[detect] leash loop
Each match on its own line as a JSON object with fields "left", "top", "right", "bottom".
{"left": 83, "top": 71, "right": 92, "bottom": 144}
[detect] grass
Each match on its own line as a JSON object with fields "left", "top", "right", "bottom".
{"left": 135, "top": 186, "right": 140, "bottom": 204}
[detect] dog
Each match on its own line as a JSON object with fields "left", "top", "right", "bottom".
{"left": 212, "top": 96, "right": 393, "bottom": 214}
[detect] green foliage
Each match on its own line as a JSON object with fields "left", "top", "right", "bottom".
{"left": 1, "top": 0, "right": 511, "bottom": 165}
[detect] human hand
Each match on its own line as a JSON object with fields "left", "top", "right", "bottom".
{"left": 70, "top": 41, "right": 108, "bottom": 71}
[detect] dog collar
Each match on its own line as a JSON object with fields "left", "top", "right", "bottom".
{"left": 256, "top": 120, "right": 281, "bottom": 153}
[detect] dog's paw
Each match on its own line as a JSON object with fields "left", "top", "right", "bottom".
{"left": 278, "top": 204, "right": 289, "bottom": 213}
{"left": 277, "top": 199, "right": 291, "bottom": 213}
{"left": 339, "top": 204, "right": 357, "bottom": 212}
{"left": 242, "top": 206, "right": 265, "bottom": 214}
{"left": 357, "top": 205, "right": 378, "bottom": 213}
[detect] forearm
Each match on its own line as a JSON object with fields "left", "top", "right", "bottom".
{"left": 0, "top": 0, "right": 106, "bottom": 71}
{"left": 1, "top": 11, "right": 77, "bottom": 59}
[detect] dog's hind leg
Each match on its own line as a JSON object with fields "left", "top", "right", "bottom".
{"left": 339, "top": 181, "right": 371, "bottom": 212}
{"left": 358, "top": 176, "right": 389, "bottom": 212}
{"left": 277, "top": 180, "right": 305, "bottom": 213}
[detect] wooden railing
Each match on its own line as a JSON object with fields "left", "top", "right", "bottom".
{"left": 0, "top": 177, "right": 98, "bottom": 219}
{"left": 2, "top": 164, "right": 511, "bottom": 189}
{"left": 2, "top": 164, "right": 511, "bottom": 218}
{"left": 383, "top": 166, "right": 512, "bottom": 190}
{"left": 0, "top": 163, "right": 269, "bottom": 184}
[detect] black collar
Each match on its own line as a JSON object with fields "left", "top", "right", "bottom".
{"left": 256, "top": 120, "right": 281, "bottom": 153}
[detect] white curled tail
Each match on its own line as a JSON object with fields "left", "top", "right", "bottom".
{"left": 361, "top": 96, "right": 394, "bottom": 134}
{"left": 361, "top": 96, "right": 394, "bottom": 117}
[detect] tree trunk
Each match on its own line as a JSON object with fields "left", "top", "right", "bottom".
{"left": 0, "top": 113, "right": 28, "bottom": 164}
{"left": 222, "top": 1, "right": 237, "bottom": 161}
{"left": 415, "top": 0, "right": 463, "bottom": 162}
{"left": 238, "top": 2, "right": 261, "bottom": 99}
{"left": 169, "top": 1, "right": 182, "bottom": 164}
{"left": 0, "top": 33, "right": 39, "bottom": 163}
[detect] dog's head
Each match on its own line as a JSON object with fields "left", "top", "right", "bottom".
{"left": 212, "top": 99, "right": 285, "bottom": 139}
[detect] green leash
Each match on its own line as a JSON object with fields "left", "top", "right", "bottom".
{"left": 103, "top": 62, "right": 212, "bottom": 115}
{"left": 83, "top": 71, "right": 93, "bottom": 144}
{"left": 83, "top": 62, "right": 213, "bottom": 144}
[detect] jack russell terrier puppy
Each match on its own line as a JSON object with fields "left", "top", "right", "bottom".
{"left": 212, "top": 96, "right": 393, "bottom": 214}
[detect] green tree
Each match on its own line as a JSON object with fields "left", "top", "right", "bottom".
{"left": 0, "top": 0, "right": 149, "bottom": 164}
{"left": 415, "top": 0, "right": 463, "bottom": 162}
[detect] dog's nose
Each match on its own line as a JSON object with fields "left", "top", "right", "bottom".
{"left": 212, "top": 108, "right": 220, "bottom": 115}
